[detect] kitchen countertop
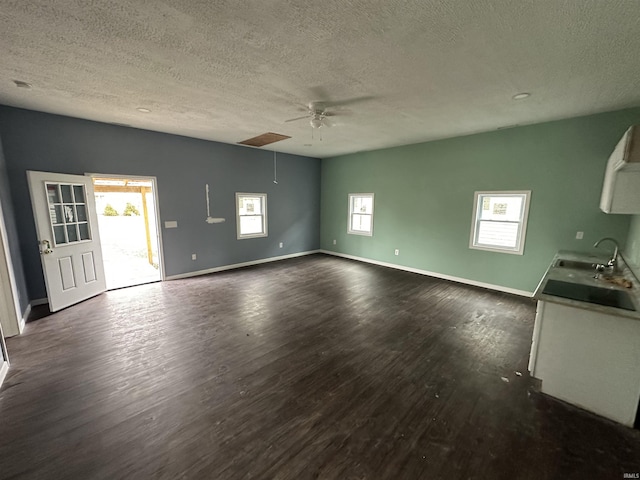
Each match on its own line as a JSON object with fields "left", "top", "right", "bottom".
{"left": 533, "top": 250, "right": 640, "bottom": 320}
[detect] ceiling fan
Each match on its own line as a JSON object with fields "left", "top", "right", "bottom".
{"left": 284, "top": 89, "right": 376, "bottom": 129}
{"left": 284, "top": 102, "right": 338, "bottom": 129}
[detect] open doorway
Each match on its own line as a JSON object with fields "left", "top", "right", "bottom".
{"left": 91, "top": 175, "right": 163, "bottom": 290}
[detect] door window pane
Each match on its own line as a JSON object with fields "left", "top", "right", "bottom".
{"left": 73, "top": 185, "right": 85, "bottom": 203}
{"left": 49, "top": 205, "right": 64, "bottom": 225}
{"left": 53, "top": 225, "right": 67, "bottom": 245}
{"left": 47, "top": 184, "right": 60, "bottom": 204}
{"left": 76, "top": 204, "right": 87, "bottom": 222}
{"left": 66, "top": 224, "right": 78, "bottom": 242}
{"left": 63, "top": 205, "right": 75, "bottom": 223}
{"left": 61, "top": 184, "right": 73, "bottom": 203}
{"left": 78, "top": 223, "right": 90, "bottom": 240}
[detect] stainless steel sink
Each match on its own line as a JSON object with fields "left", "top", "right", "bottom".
{"left": 542, "top": 279, "right": 636, "bottom": 311}
{"left": 553, "top": 259, "right": 597, "bottom": 271}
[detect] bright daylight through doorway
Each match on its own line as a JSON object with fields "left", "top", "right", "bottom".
{"left": 92, "top": 176, "right": 161, "bottom": 290}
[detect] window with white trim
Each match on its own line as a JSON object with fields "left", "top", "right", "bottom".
{"left": 470, "top": 191, "right": 531, "bottom": 255}
{"left": 348, "top": 193, "right": 374, "bottom": 236}
{"left": 236, "top": 193, "right": 267, "bottom": 239}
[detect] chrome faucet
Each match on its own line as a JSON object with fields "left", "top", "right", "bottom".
{"left": 593, "top": 237, "right": 619, "bottom": 270}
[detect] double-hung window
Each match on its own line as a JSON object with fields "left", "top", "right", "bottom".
{"left": 348, "top": 193, "right": 374, "bottom": 236}
{"left": 470, "top": 191, "right": 531, "bottom": 255}
{"left": 236, "top": 193, "right": 267, "bottom": 239}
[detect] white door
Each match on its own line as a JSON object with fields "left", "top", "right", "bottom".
{"left": 27, "top": 171, "right": 106, "bottom": 312}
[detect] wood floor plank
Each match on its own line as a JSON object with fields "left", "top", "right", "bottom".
{"left": 1, "top": 254, "right": 639, "bottom": 479}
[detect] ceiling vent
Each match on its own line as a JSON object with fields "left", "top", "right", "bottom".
{"left": 238, "top": 132, "right": 291, "bottom": 148}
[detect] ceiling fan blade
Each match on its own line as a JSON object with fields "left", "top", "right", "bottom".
{"left": 309, "top": 86, "right": 332, "bottom": 102}
{"left": 284, "top": 115, "right": 309, "bottom": 123}
{"left": 306, "top": 86, "right": 376, "bottom": 109}
{"left": 323, "top": 109, "right": 353, "bottom": 117}
{"left": 324, "top": 95, "right": 375, "bottom": 108}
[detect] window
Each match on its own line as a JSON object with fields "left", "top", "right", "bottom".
{"left": 470, "top": 191, "right": 531, "bottom": 255}
{"left": 236, "top": 193, "right": 267, "bottom": 239}
{"left": 348, "top": 193, "right": 374, "bottom": 236}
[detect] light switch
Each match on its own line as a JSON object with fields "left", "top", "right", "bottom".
{"left": 576, "top": 231, "right": 584, "bottom": 240}
{"left": 164, "top": 220, "right": 178, "bottom": 229}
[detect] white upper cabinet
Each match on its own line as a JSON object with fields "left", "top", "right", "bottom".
{"left": 600, "top": 125, "right": 640, "bottom": 214}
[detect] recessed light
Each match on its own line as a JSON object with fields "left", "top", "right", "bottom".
{"left": 512, "top": 92, "right": 530, "bottom": 100}
{"left": 136, "top": 107, "right": 151, "bottom": 113}
{"left": 13, "top": 80, "right": 32, "bottom": 89}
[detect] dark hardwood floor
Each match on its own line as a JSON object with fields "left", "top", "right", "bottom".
{"left": 1, "top": 254, "right": 639, "bottom": 479}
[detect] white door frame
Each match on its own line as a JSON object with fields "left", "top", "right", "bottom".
{"left": 86, "top": 173, "right": 166, "bottom": 282}
{"left": 0, "top": 194, "right": 23, "bottom": 338}
{"left": 0, "top": 194, "right": 15, "bottom": 388}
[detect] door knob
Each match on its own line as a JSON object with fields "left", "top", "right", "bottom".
{"left": 41, "top": 239, "right": 53, "bottom": 254}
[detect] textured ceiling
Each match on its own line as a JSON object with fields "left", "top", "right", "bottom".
{"left": 1, "top": 0, "right": 639, "bottom": 158}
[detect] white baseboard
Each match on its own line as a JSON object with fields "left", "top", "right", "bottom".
{"left": 0, "top": 361, "right": 8, "bottom": 389}
{"left": 165, "top": 250, "right": 321, "bottom": 281}
{"left": 320, "top": 250, "right": 533, "bottom": 297}
{"left": 30, "top": 298, "right": 48, "bottom": 307}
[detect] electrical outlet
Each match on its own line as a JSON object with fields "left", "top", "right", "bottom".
{"left": 576, "top": 231, "right": 584, "bottom": 240}
{"left": 192, "top": 253, "right": 197, "bottom": 260}
{"left": 279, "top": 242, "right": 283, "bottom": 248}
{"left": 394, "top": 249, "right": 399, "bottom": 256}
{"left": 333, "top": 239, "right": 337, "bottom": 245}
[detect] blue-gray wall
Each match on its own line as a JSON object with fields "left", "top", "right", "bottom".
{"left": 0, "top": 106, "right": 321, "bottom": 301}
{"left": 0, "top": 135, "right": 29, "bottom": 314}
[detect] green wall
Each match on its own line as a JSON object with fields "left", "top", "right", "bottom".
{"left": 321, "top": 108, "right": 640, "bottom": 293}
{"left": 624, "top": 215, "right": 640, "bottom": 278}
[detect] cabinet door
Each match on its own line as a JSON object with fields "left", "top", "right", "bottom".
{"left": 528, "top": 300, "right": 545, "bottom": 376}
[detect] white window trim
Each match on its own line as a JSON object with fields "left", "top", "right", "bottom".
{"left": 469, "top": 190, "right": 531, "bottom": 255}
{"left": 236, "top": 192, "right": 268, "bottom": 239}
{"left": 348, "top": 193, "right": 375, "bottom": 236}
